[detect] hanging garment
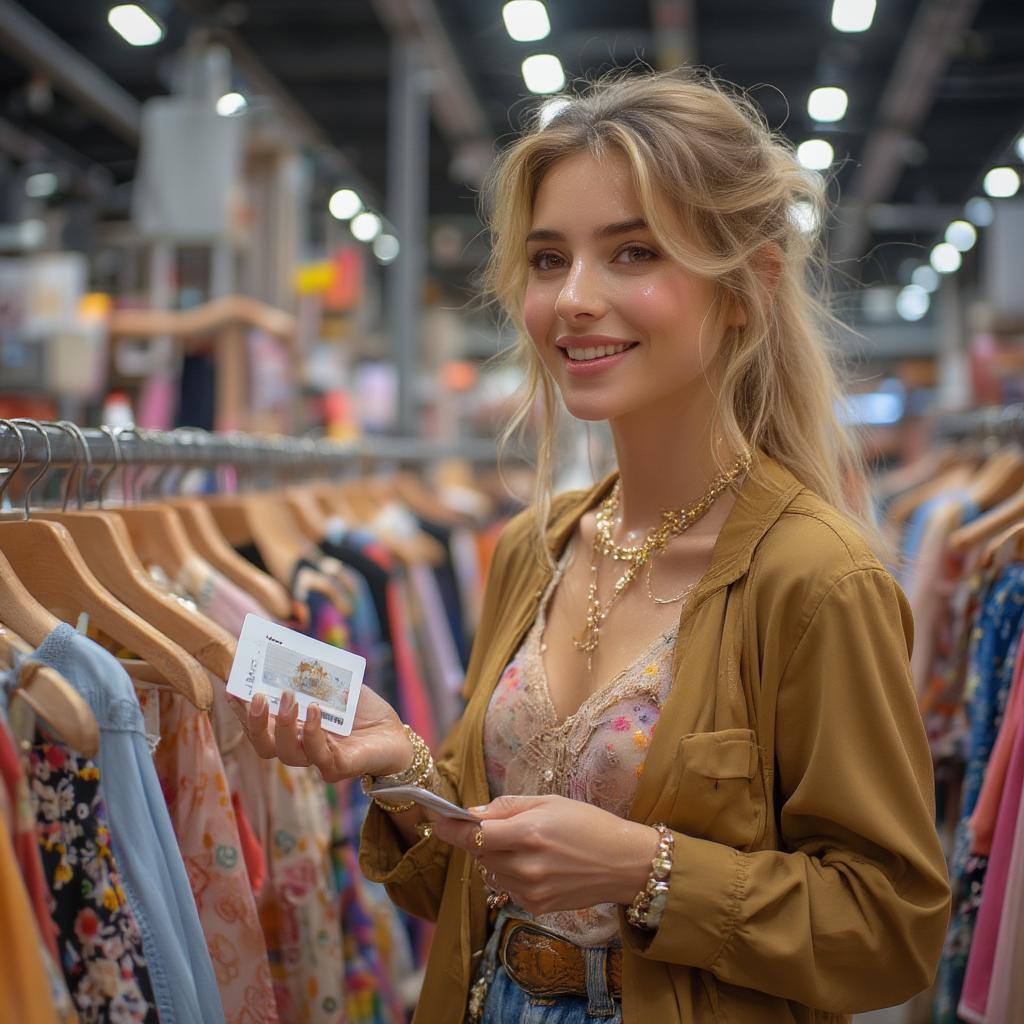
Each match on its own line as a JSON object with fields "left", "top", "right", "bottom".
{"left": 958, "top": 700, "right": 1024, "bottom": 1022}
{"left": 32, "top": 624, "right": 225, "bottom": 1024}
{"left": 0, "top": 808, "right": 62, "bottom": 1024}
{"left": 136, "top": 688, "right": 278, "bottom": 1024}
{"left": 28, "top": 739, "right": 159, "bottom": 1024}
{"left": 983, "top": 768, "right": 1024, "bottom": 1021}
{"left": 0, "top": 679, "right": 59, "bottom": 959}
{"left": 934, "top": 562, "right": 1024, "bottom": 1022}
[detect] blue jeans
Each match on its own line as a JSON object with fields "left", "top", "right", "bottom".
{"left": 478, "top": 914, "right": 622, "bottom": 1023}
{"left": 482, "top": 964, "right": 622, "bottom": 1023}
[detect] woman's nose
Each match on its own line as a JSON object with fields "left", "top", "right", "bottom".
{"left": 554, "top": 260, "right": 607, "bottom": 322}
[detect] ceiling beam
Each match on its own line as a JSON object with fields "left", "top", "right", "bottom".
{"left": 0, "top": 0, "right": 141, "bottom": 142}
{"left": 831, "top": 0, "right": 984, "bottom": 265}
{"left": 370, "top": 0, "right": 492, "bottom": 181}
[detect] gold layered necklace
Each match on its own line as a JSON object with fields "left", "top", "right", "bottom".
{"left": 572, "top": 448, "right": 753, "bottom": 671}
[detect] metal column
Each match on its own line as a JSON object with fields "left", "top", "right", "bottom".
{"left": 387, "top": 36, "right": 429, "bottom": 437}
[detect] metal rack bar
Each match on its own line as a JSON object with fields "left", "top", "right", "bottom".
{"left": 0, "top": 423, "right": 509, "bottom": 471}
{"left": 932, "top": 403, "right": 1024, "bottom": 444}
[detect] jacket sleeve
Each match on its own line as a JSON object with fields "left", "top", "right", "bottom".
{"left": 621, "top": 567, "right": 952, "bottom": 1013}
{"left": 358, "top": 512, "right": 527, "bottom": 921}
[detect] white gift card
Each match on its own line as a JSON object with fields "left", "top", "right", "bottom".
{"left": 364, "top": 783, "right": 480, "bottom": 821}
{"left": 226, "top": 614, "right": 365, "bottom": 736}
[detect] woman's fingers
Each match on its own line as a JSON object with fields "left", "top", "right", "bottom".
{"left": 301, "top": 704, "right": 345, "bottom": 781}
{"left": 273, "top": 690, "right": 312, "bottom": 766}
{"left": 243, "top": 693, "right": 280, "bottom": 759}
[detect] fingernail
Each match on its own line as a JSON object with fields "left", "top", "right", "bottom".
{"left": 280, "top": 691, "right": 294, "bottom": 713}
{"left": 468, "top": 806, "right": 487, "bottom": 814}
{"left": 252, "top": 695, "right": 267, "bottom": 714}
{"left": 308, "top": 704, "right": 320, "bottom": 723}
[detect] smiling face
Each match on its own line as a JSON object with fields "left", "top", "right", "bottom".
{"left": 522, "top": 148, "right": 731, "bottom": 426}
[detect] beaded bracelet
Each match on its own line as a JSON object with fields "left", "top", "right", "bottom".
{"left": 361, "top": 724, "right": 434, "bottom": 812}
{"left": 626, "top": 823, "right": 674, "bottom": 930}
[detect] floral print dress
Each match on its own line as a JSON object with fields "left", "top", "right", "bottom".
{"left": 28, "top": 740, "right": 159, "bottom": 1024}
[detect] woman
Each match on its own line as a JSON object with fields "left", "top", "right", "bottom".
{"left": 236, "top": 71, "right": 951, "bottom": 1023}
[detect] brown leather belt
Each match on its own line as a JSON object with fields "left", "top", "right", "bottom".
{"left": 498, "top": 918, "right": 622, "bottom": 1001}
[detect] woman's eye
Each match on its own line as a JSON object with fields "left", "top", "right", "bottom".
{"left": 615, "top": 245, "right": 656, "bottom": 264}
{"left": 528, "top": 250, "right": 565, "bottom": 271}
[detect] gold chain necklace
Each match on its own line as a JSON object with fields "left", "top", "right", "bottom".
{"left": 572, "top": 448, "right": 752, "bottom": 670}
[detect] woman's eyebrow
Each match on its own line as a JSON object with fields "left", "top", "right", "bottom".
{"left": 525, "top": 218, "right": 649, "bottom": 244}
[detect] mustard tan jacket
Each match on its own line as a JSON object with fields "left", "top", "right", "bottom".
{"left": 360, "top": 453, "right": 952, "bottom": 1023}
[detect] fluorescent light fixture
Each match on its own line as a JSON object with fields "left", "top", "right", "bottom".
{"left": 107, "top": 4, "right": 164, "bottom": 46}
{"left": 964, "top": 196, "right": 994, "bottom": 227}
{"left": 25, "top": 172, "right": 58, "bottom": 198}
{"left": 831, "top": 0, "right": 876, "bottom": 33}
{"left": 945, "top": 219, "right": 977, "bottom": 252}
{"left": 329, "top": 189, "right": 362, "bottom": 221}
{"left": 983, "top": 166, "right": 1020, "bottom": 199}
{"left": 911, "top": 265, "right": 940, "bottom": 292}
{"left": 351, "top": 211, "right": 382, "bottom": 242}
{"left": 373, "top": 234, "right": 400, "bottom": 263}
{"left": 503, "top": 1, "right": 550, "bottom": 42}
{"left": 538, "top": 97, "right": 570, "bottom": 127}
{"left": 1016, "top": 134, "right": 1024, "bottom": 162}
{"left": 789, "top": 201, "right": 819, "bottom": 234}
{"left": 896, "top": 284, "right": 930, "bottom": 322}
{"left": 930, "top": 242, "right": 961, "bottom": 274}
{"left": 807, "top": 87, "right": 848, "bottom": 123}
{"left": 796, "top": 139, "right": 834, "bottom": 170}
{"left": 522, "top": 54, "right": 565, "bottom": 95}
{"left": 215, "top": 92, "right": 247, "bottom": 117}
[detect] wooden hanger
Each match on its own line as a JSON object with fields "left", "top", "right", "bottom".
{"left": 950, "top": 487, "right": 1024, "bottom": 554}
{"left": 886, "top": 461, "right": 978, "bottom": 527}
{"left": 0, "top": 628, "right": 100, "bottom": 758}
{"left": 0, "top": 421, "right": 211, "bottom": 709}
{"left": 166, "top": 497, "right": 292, "bottom": 618}
{"left": 35, "top": 423, "right": 236, "bottom": 679}
{"left": 964, "top": 445, "right": 1024, "bottom": 512}
{"left": 980, "top": 518, "right": 1024, "bottom": 570}
{"left": 205, "top": 491, "right": 316, "bottom": 587}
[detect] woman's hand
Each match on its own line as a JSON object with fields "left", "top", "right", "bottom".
{"left": 229, "top": 684, "right": 413, "bottom": 783}
{"left": 432, "top": 794, "right": 660, "bottom": 916}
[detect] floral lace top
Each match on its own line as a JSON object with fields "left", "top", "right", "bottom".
{"left": 483, "top": 548, "right": 677, "bottom": 947}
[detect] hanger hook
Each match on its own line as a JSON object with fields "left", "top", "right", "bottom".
{"left": 60, "top": 421, "right": 93, "bottom": 510}
{"left": 0, "top": 418, "right": 26, "bottom": 510}
{"left": 96, "top": 426, "right": 121, "bottom": 509}
{"left": 114, "top": 425, "right": 144, "bottom": 504}
{"left": 10, "top": 419, "right": 52, "bottom": 519}
{"left": 48, "top": 421, "right": 82, "bottom": 512}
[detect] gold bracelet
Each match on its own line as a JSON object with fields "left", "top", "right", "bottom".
{"left": 626, "top": 823, "right": 674, "bottom": 930}
{"left": 361, "top": 725, "right": 434, "bottom": 813}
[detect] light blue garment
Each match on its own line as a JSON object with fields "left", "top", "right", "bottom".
{"left": 896, "top": 490, "right": 980, "bottom": 589}
{"left": 33, "top": 623, "right": 224, "bottom": 1024}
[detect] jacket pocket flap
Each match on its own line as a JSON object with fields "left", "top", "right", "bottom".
{"left": 679, "top": 728, "right": 758, "bottom": 780}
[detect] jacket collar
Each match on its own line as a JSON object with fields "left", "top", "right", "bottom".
{"left": 541, "top": 450, "right": 806, "bottom": 598}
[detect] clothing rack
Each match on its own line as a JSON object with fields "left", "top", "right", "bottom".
{"left": 0, "top": 422, "right": 510, "bottom": 473}
{"left": 932, "top": 402, "right": 1024, "bottom": 444}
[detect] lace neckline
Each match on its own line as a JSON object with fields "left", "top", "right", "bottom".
{"left": 530, "top": 545, "right": 677, "bottom": 729}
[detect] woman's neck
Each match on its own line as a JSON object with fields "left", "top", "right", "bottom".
{"left": 609, "top": 387, "right": 741, "bottom": 538}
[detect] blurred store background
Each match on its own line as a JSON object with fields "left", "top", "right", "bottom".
{"left": 0, "top": 4, "right": 1023, "bottom": 1024}
{"left": 0, "top": 0, "right": 1019, "bottom": 463}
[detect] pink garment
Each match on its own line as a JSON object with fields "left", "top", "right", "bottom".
{"left": 958, "top": 706, "right": 1024, "bottom": 1021}
{"left": 136, "top": 689, "right": 278, "bottom": 1024}
{"left": 971, "top": 636, "right": 1024, "bottom": 854}
{"left": 985, "top": 769, "right": 1024, "bottom": 1022}
{"left": 198, "top": 570, "right": 272, "bottom": 640}
{"left": 406, "top": 565, "right": 463, "bottom": 737}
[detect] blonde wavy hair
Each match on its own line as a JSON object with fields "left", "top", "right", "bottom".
{"left": 483, "top": 69, "right": 888, "bottom": 564}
